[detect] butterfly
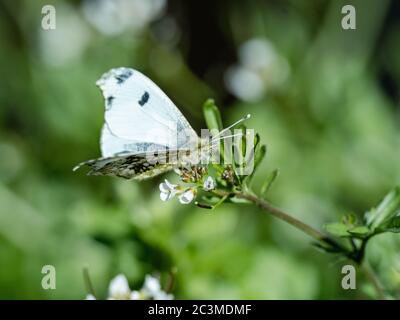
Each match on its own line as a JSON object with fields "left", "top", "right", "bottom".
{"left": 73, "top": 67, "right": 249, "bottom": 180}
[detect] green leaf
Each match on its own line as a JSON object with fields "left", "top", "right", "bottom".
{"left": 365, "top": 187, "right": 400, "bottom": 231}
{"left": 254, "top": 145, "right": 266, "bottom": 172}
{"left": 260, "top": 169, "right": 279, "bottom": 196}
{"left": 237, "top": 124, "right": 247, "bottom": 158}
{"left": 312, "top": 241, "right": 345, "bottom": 254}
{"left": 378, "top": 215, "right": 400, "bottom": 233}
{"left": 242, "top": 144, "right": 266, "bottom": 184}
{"left": 243, "top": 134, "right": 262, "bottom": 184}
{"left": 348, "top": 226, "right": 370, "bottom": 238}
{"left": 341, "top": 212, "right": 357, "bottom": 226}
{"left": 324, "top": 222, "right": 350, "bottom": 237}
{"left": 203, "top": 99, "right": 223, "bottom": 131}
{"left": 253, "top": 133, "right": 260, "bottom": 150}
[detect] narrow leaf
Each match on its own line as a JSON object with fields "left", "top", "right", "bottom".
{"left": 203, "top": 99, "right": 223, "bottom": 131}
{"left": 378, "top": 216, "right": 400, "bottom": 233}
{"left": 324, "top": 222, "right": 350, "bottom": 237}
{"left": 242, "top": 133, "right": 261, "bottom": 184}
{"left": 348, "top": 226, "right": 370, "bottom": 238}
{"left": 341, "top": 212, "right": 357, "bottom": 226}
{"left": 365, "top": 187, "right": 400, "bottom": 231}
{"left": 261, "top": 169, "right": 279, "bottom": 196}
{"left": 254, "top": 133, "right": 260, "bottom": 150}
{"left": 254, "top": 145, "right": 266, "bottom": 172}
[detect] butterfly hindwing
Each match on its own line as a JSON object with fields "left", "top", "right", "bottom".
{"left": 73, "top": 150, "right": 182, "bottom": 180}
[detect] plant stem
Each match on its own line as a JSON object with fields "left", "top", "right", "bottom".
{"left": 236, "top": 192, "right": 329, "bottom": 242}
{"left": 361, "top": 263, "right": 386, "bottom": 300}
{"left": 353, "top": 236, "right": 371, "bottom": 264}
{"left": 214, "top": 189, "right": 349, "bottom": 253}
{"left": 83, "top": 267, "right": 97, "bottom": 298}
{"left": 213, "top": 189, "right": 387, "bottom": 298}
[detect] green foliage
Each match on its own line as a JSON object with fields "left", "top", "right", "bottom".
{"left": 324, "top": 222, "right": 351, "bottom": 238}
{"left": 260, "top": 169, "right": 279, "bottom": 196}
{"left": 326, "top": 187, "right": 400, "bottom": 238}
{"left": 365, "top": 187, "right": 400, "bottom": 233}
{"left": 348, "top": 226, "right": 370, "bottom": 237}
{"left": 379, "top": 216, "right": 400, "bottom": 234}
{"left": 324, "top": 186, "right": 400, "bottom": 279}
{"left": 324, "top": 223, "right": 370, "bottom": 239}
{"left": 203, "top": 99, "right": 223, "bottom": 131}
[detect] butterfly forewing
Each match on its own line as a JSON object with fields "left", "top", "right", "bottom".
{"left": 97, "top": 67, "right": 197, "bottom": 153}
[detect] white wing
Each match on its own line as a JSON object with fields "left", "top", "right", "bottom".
{"left": 96, "top": 67, "right": 198, "bottom": 157}
{"left": 100, "top": 123, "right": 172, "bottom": 157}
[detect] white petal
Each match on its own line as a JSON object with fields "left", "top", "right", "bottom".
{"left": 164, "top": 179, "right": 177, "bottom": 190}
{"left": 160, "top": 189, "right": 177, "bottom": 201}
{"left": 159, "top": 182, "right": 170, "bottom": 193}
{"left": 203, "top": 176, "right": 215, "bottom": 191}
{"left": 130, "top": 290, "right": 141, "bottom": 300}
{"left": 142, "top": 275, "right": 161, "bottom": 296}
{"left": 160, "top": 191, "right": 170, "bottom": 201}
{"left": 85, "top": 294, "right": 96, "bottom": 300}
{"left": 108, "top": 274, "right": 131, "bottom": 298}
{"left": 154, "top": 291, "right": 174, "bottom": 300}
{"left": 179, "top": 189, "right": 195, "bottom": 204}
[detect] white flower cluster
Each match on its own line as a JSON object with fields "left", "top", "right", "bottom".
{"left": 159, "top": 176, "right": 215, "bottom": 204}
{"left": 86, "top": 274, "right": 173, "bottom": 300}
{"left": 159, "top": 179, "right": 195, "bottom": 204}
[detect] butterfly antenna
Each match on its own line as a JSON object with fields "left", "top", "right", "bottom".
{"left": 214, "top": 132, "right": 250, "bottom": 141}
{"left": 211, "top": 114, "right": 251, "bottom": 141}
{"left": 208, "top": 131, "right": 250, "bottom": 152}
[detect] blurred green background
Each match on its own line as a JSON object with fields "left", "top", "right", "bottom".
{"left": 0, "top": 0, "right": 399, "bottom": 299}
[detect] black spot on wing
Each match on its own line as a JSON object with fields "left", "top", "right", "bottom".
{"left": 115, "top": 69, "right": 133, "bottom": 84}
{"left": 106, "top": 96, "right": 114, "bottom": 110}
{"left": 138, "top": 91, "right": 150, "bottom": 106}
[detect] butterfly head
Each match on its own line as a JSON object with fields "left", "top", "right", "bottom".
{"left": 177, "top": 114, "right": 252, "bottom": 168}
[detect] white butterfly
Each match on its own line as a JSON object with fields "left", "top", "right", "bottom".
{"left": 73, "top": 67, "right": 249, "bottom": 180}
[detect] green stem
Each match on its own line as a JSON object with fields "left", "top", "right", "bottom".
{"left": 354, "top": 237, "right": 386, "bottom": 300}
{"left": 214, "top": 189, "right": 349, "bottom": 254}
{"left": 212, "top": 189, "right": 387, "bottom": 298}
{"left": 353, "top": 236, "right": 371, "bottom": 264}
{"left": 361, "top": 262, "right": 386, "bottom": 300}
{"left": 83, "top": 267, "right": 97, "bottom": 298}
{"left": 237, "top": 192, "right": 329, "bottom": 242}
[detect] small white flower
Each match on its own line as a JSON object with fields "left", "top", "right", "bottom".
{"left": 108, "top": 274, "right": 131, "bottom": 299}
{"left": 141, "top": 275, "right": 173, "bottom": 300}
{"left": 130, "top": 290, "right": 142, "bottom": 300}
{"left": 84, "top": 272, "right": 175, "bottom": 300}
{"left": 203, "top": 176, "right": 215, "bottom": 191}
{"left": 159, "top": 179, "right": 178, "bottom": 201}
{"left": 178, "top": 189, "right": 196, "bottom": 204}
{"left": 142, "top": 275, "right": 162, "bottom": 297}
{"left": 154, "top": 291, "right": 174, "bottom": 300}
